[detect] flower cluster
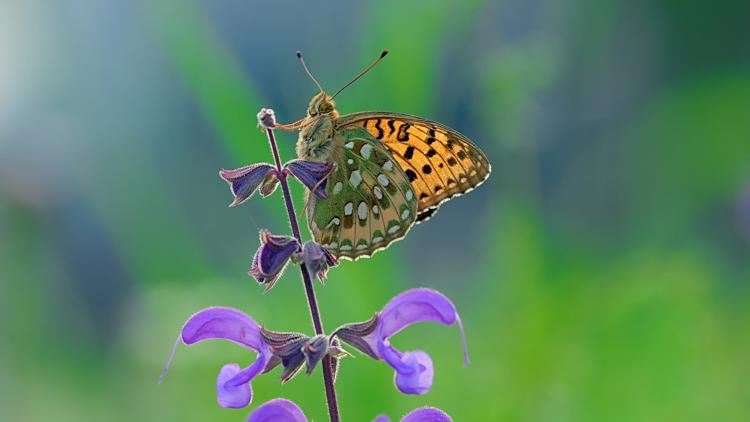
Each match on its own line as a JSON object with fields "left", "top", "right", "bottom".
{"left": 248, "top": 229, "right": 338, "bottom": 291}
{"left": 161, "top": 289, "right": 466, "bottom": 407}
{"left": 162, "top": 108, "right": 468, "bottom": 421}
{"left": 246, "top": 398, "right": 451, "bottom": 422}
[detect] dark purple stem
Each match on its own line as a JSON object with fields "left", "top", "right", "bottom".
{"left": 265, "top": 126, "right": 341, "bottom": 422}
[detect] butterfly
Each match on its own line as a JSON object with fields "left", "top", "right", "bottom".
{"left": 275, "top": 51, "right": 491, "bottom": 261}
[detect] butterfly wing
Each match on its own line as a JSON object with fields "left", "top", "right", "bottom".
{"left": 336, "top": 112, "right": 491, "bottom": 222}
{"left": 306, "top": 126, "right": 418, "bottom": 260}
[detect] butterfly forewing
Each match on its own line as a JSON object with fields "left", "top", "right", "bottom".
{"left": 336, "top": 112, "right": 491, "bottom": 221}
{"left": 307, "top": 126, "right": 418, "bottom": 260}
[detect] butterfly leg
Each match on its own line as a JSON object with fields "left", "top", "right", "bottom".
{"left": 273, "top": 118, "right": 306, "bottom": 131}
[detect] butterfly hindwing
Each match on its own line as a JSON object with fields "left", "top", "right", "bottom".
{"left": 307, "top": 126, "right": 418, "bottom": 260}
{"left": 336, "top": 112, "right": 491, "bottom": 222}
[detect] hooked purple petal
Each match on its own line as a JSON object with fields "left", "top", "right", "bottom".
{"left": 373, "top": 289, "right": 469, "bottom": 364}
{"left": 163, "top": 307, "right": 272, "bottom": 409}
{"left": 346, "top": 289, "right": 468, "bottom": 396}
{"left": 284, "top": 159, "right": 333, "bottom": 200}
{"left": 379, "top": 288, "right": 460, "bottom": 338}
{"left": 249, "top": 230, "right": 300, "bottom": 290}
{"left": 400, "top": 407, "right": 453, "bottom": 422}
{"left": 181, "top": 306, "right": 264, "bottom": 351}
{"left": 246, "top": 398, "right": 308, "bottom": 422}
{"left": 217, "top": 363, "right": 253, "bottom": 408}
{"left": 220, "top": 163, "right": 277, "bottom": 207}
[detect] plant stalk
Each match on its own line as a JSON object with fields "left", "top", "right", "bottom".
{"left": 264, "top": 124, "right": 341, "bottom": 422}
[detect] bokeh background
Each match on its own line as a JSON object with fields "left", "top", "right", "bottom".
{"left": 1, "top": 0, "right": 749, "bottom": 420}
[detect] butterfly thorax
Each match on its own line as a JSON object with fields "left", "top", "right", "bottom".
{"left": 296, "top": 92, "right": 340, "bottom": 161}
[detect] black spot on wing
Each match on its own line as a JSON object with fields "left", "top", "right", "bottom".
{"left": 397, "top": 123, "right": 411, "bottom": 141}
{"left": 404, "top": 146, "right": 415, "bottom": 159}
{"left": 374, "top": 120, "right": 384, "bottom": 139}
{"left": 405, "top": 169, "right": 417, "bottom": 182}
{"left": 387, "top": 119, "right": 396, "bottom": 135}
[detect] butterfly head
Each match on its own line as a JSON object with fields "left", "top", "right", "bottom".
{"left": 307, "top": 92, "right": 337, "bottom": 117}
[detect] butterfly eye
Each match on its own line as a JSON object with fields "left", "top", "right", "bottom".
{"left": 309, "top": 110, "right": 318, "bottom": 117}
{"left": 318, "top": 103, "right": 332, "bottom": 113}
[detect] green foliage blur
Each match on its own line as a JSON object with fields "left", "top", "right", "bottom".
{"left": 1, "top": 0, "right": 749, "bottom": 421}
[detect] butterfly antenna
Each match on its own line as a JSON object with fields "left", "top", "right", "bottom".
{"left": 296, "top": 51, "right": 325, "bottom": 93}
{"left": 332, "top": 50, "right": 389, "bottom": 99}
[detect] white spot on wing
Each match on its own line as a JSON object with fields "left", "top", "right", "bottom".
{"left": 388, "top": 225, "right": 401, "bottom": 234}
{"left": 372, "top": 236, "right": 384, "bottom": 243}
{"left": 356, "top": 243, "right": 368, "bottom": 251}
{"left": 349, "top": 170, "right": 362, "bottom": 187}
{"left": 401, "top": 209, "right": 410, "bottom": 220}
{"left": 377, "top": 174, "right": 389, "bottom": 187}
{"left": 344, "top": 202, "right": 353, "bottom": 216}
{"left": 374, "top": 186, "right": 383, "bottom": 199}
{"left": 360, "top": 144, "right": 373, "bottom": 159}
{"left": 405, "top": 190, "right": 413, "bottom": 201}
{"left": 333, "top": 182, "right": 343, "bottom": 194}
{"left": 347, "top": 158, "right": 354, "bottom": 165}
{"left": 358, "top": 202, "right": 368, "bottom": 220}
{"left": 383, "top": 161, "right": 394, "bottom": 171}
{"left": 372, "top": 205, "right": 379, "bottom": 214}
{"left": 345, "top": 141, "right": 355, "bottom": 149}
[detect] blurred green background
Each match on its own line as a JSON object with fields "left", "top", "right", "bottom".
{"left": 1, "top": 0, "right": 749, "bottom": 420}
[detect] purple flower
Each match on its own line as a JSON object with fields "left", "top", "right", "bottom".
{"left": 300, "top": 241, "right": 338, "bottom": 283}
{"left": 160, "top": 307, "right": 273, "bottom": 409}
{"left": 220, "top": 163, "right": 277, "bottom": 207}
{"left": 284, "top": 159, "right": 333, "bottom": 200}
{"left": 249, "top": 230, "right": 300, "bottom": 291}
{"left": 245, "top": 399, "right": 451, "bottom": 422}
{"left": 333, "top": 288, "right": 468, "bottom": 395}
{"left": 246, "top": 399, "right": 307, "bottom": 422}
{"left": 375, "top": 407, "right": 453, "bottom": 422}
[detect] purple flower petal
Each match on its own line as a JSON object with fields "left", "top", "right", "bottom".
{"left": 161, "top": 307, "right": 272, "bottom": 409}
{"left": 373, "top": 407, "right": 452, "bottom": 422}
{"left": 220, "top": 163, "right": 277, "bottom": 207}
{"left": 379, "top": 289, "right": 461, "bottom": 339}
{"left": 284, "top": 159, "right": 333, "bottom": 200}
{"left": 392, "top": 350, "right": 434, "bottom": 395}
{"left": 181, "top": 307, "right": 264, "bottom": 350}
{"left": 347, "top": 289, "right": 468, "bottom": 396}
{"left": 217, "top": 363, "right": 253, "bottom": 408}
{"left": 246, "top": 398, "right": 308, "bottom": 422}
{"left": 249, "top": 230, "right": 300, "bottom": 290}
{"left": 400, "top": 407, "right": 452, "bottom": 422}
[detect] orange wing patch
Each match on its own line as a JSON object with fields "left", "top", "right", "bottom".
{"left": 338, "top": 113, "right": 491, "bottom": 221}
